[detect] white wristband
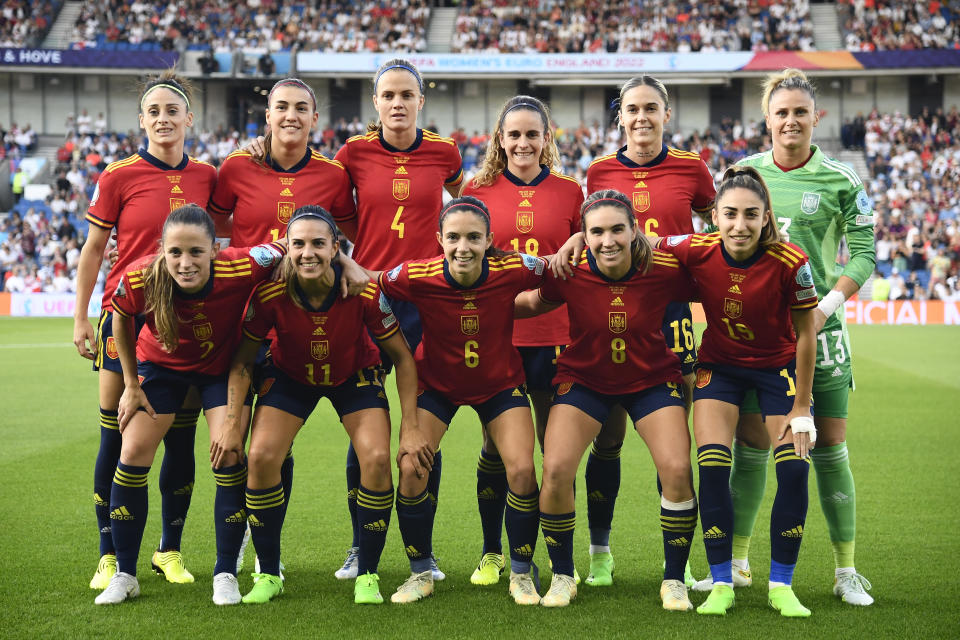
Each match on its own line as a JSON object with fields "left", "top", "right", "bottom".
{"left": 789, "top": 416, "right": 817, "bottom": 444}
{"left": 817, "top": 289, "right": 845, "bottom": 318}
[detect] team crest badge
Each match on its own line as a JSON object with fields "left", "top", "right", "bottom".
{"left": 723, "top": 298, "right": 742, "bottom": 319}
{"left": 192, "top": 323, "right": 213, "bottom": 340}
{"left": 393, "top": 179, "right": 410, "bottom": 201}
{"left": 800, "top": 192, "right": 820, "bottom": 214}
{"left": 277, "top": 202, "right": 295, "bottom": 224}
{"left": 555, "top": 382, "right": 573, "bottom": 396}
{"left": 169, "top": 198, "right": 186, "bottom": 211}
{"left": 460, "top": 315, "right": 479, "bottom": 336}
{"left": 105, "top": 337, "right": 119, "bottom": 359}
{"left": 608, "top": 311, "right": 627, "bottom": 334}
{"left": 695, "top": 369, "right": 712, "bottom": 389}
{"left": 516, "top": 211, "right": 534, "bottom": 234}
{"left": 311, "top": 340, "right": 329, "bottom": 360}
{"left": 632, "top": 191, "right": 650, "bottom": 213}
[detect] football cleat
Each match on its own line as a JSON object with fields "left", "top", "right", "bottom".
{"left": 94, "top": 571, "right": 140, "bottom": 605}
{"left": 254, "top": 556, "right": 285, "bottom": 582}
{"left": 692, "top": 560, "right": 752, "bottom": 591}
{"left": 696, "top": 583, "right": 735, "bottom": 615}
{"left": 660, "top": 579, "right": 693, "bottom": 611}
{"left": 768, "top": 585, "right": 811, "bottom": 617}
{"left": 585, "top": 550, "right": 614, "bottom": 586}
{"left": 151, "top": 550, "right": 194, "bottom": 584}
{"left": 541, "top": 573, "right": 577, "bottom": 608}
{"left": 390, "top": 570, "right": 434, "bottom": 604}
{"left": 242, "top": 573, "right": 284, "bottom": 604}
{"left": 89, "top": 553, "right": 117, "bottom": 590}
{"left": 429, "top": 554, "right": 446, "bottom": 581}
{"left": 212, "top": 572, "right": 241, "bottom": 606}
{"left": 334, "top": 547, "right": 359, "bottom": 580}
{"left": 833, "top": 572, "right": 874, "bottom": 606}
{"left": 470, "top": 553, "right": 505, "bottom": 585}
{"left": 354, "top": 572, "right": 383, "bottom": 605}
{"left": 509, "top": 570, "right": 541, "bottom": 606}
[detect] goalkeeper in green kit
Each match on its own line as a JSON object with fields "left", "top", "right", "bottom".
{"left": 692, "top": 68, "right": 876, "bottom": 606}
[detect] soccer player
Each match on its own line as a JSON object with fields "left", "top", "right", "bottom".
{"left": 557, "top": 75, "right": 715, "bottom": 589}
{"left": 375, "top": 196, "right": 543, "bottom": 606}
{"left": 210, "top": 207, "right": 420, "bottom": 605}
{"left": 701, "top": 68, "right": 877, "bottom": 606}
{"left": 658, "top": 167, "right": 818, "bottom": 617}
{"left": 94, "top": 205, "right": 285, "bottom": 606}
{"left": 461, "top": 95, "right": 582, "bottom": 586}
{"left": 331, "top": 58, "right": 463, "bottom": 581}
{"left": 72, "top": 71, "right": 216, "bottom": 591}
{"left": 515, "top": 190, "right": 699, "bottom": 610}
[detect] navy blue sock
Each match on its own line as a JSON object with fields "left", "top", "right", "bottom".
{"left": 346, "top": 444, "right": 360, "bottom": 548}
{"left": 697, "top": 444, "right": 733, "bottom": 583}
{"left": 396, "top": 489, "right": 434, "bottom": 573}
{"left": 158, "top": 410, "right": 198, "bottom": 551}
{"left": 280, "top": 448, "right": 294, "bottom": 518}
{"left": 94, "top": 408, "right": 121, "bottom": 556}
{"left": 660, "top": 497, "right": 698, "bottom": 581}
{"left": 426, "top": 449, "right": 442, "bottom": 513}
{"left": 110, "top": 462, "right": 150, "bottom": 576}
{"left": 585, "top": 442, "right": 621, "bottom": 546}
{"left": 213, "top": 463, "right": 248, "bottom": 576}
{"left": 246, "top": 483, "right": 284, "bottom": 576}
{"left": 357, "top": 485, "right": 393, "bottom": 575}
{"left": 540, "top": 511, "right": 576, "bottom": 577}
{"left": 476, "top": 449, "right": 506, "bottom": 555}
{"left": 770, "top": 444, "right": 810, "bottom": 577}
{"left": 505, "top": 489, "right": 539, "bottom": 573}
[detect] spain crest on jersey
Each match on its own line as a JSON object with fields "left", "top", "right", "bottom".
{"left": 192, "top": 323, "right": 213, "bottom": 340}
{"left": 277, "top": 202, "right": 295, "bottom": 224}
{"left": 609, "top": 311, "right": 627, "bottom": 334}
{"left": 169, "top": 198, "right": 186, "bottom": 212}
{"left": 801, "top": 192, "right": 820, "bottom": 214}
{"left": 632, "top": 191, "right": 650, "bottom": 213}
{"left": 105, "top": 337, "right": 119, "bottom": 360}
{"left": 723, "top": 298, "right": 742, "bottom": 319}
{"left": 516, "top": 211, "right": 534, "bottom": 234}
{"left": 393, "top": 179, "right": 410, "bottom": 201}
{"left": 311, "top": 340, "right": 329, "bottom": 360}
{"left": 460, "top": 315, "right": 479, "bottom": 336}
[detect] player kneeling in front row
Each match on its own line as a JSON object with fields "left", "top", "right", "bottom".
{"left": 211, "top": 207, "right": 420, "bottom": 605}
{"left": 657, "top": 167, "right": 818, "bottom": 617}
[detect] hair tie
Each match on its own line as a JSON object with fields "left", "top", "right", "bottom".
{"left": 141, "top": 83, "right": 190, "bottom": 111}
{"left": 287, "top": 208, "right": 338, "bottom": 239}
{"left": 447, "top": 202, "right": 489, "bottom": 219}
{"left": 267, "top": 78, "right": 317, "bottom": 110}
{"left": 375, "top": 64, "right": 423, "bottom": 92}
{"left": 583, "top": 197, "right": 630, "bottom": 214}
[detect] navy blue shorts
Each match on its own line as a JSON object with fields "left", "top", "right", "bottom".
{"left": 552, "top": 381, "right": 685, "bottom": 424}
{"left": 138, "top": 361, "right": 253, "bottom": 415}
{"left": 692, "top": 360, "right": 810, "bottom": 419}
{"left": 94, "top": 310, "right": 145, "bottom": 373}
{"left": 518, "top": 345, "right": 564, "bottom": 392}
{"left": 377, "top": 297, "right": 421, "bottom": 374}
{"left": 255, "top": 364, "right": 389, "bottom": 421}
{"left": 418, "top": 385, "right": 529, "bottom": 426}
{"left": 661, "top": 301, "right": 697, "bottom": 377}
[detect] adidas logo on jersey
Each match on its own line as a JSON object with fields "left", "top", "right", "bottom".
{"left": 728, "top": 284, "right": 742, "bottom": 294}
{"left": 279, "top": 188, "right": 293, "bottom": 196}
{"left": 683, "top": 354, "right": 695, "bottom": 364}
{"left": 781, "top": 525, "right": 804, "bottom": 538}
{"left": 395, "top": 166, "right": 408, "bottom": 175}
{"left": 832, "top": 367, "right": 844, "bottom": 377}
{"left": 512, "top": 388, "right": 523, "bottom": 397}
{"left": 670, "top": 389, "right": 682, "bottom": 398}
{"left": 668, "top": 537, "right": 690, "bottom": 547}
{"left": 512, "top": 544, "right": 533, "bottom": 557}
{"left": 825, "top": 491, "right": 850, "bottom": 504}
{"left": 477, "top": 487, "right": 498, "bottom": 500}
{"left": 543, "top": 536, "right": 561, "bottom": 548}
{"left": 364, "top": 519, "right": 388, "bottom": 533}
{"left": 110, "top": 506, "right": 134, "bottom": 521}
{"left": 587, "top": 491, "right": 607, "bottom": 502}
{"left": 703, "top": 526, "right": 725, "bottom": 539}
{"left": 610, "top": 296, "right": 624, "bottom": 307}
{"left": 225, "top": 510, "right": 246, "bottom": 523}
{"left": 518, "top": 199, "right": 532, "bottom": 207}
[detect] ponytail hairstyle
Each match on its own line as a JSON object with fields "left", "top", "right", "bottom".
{"left": 471, "top": 95, "right": 560, "bottom": 188}
{"left": 438, "top": 196, "right": 513, "bottom": 259}
{"left": 258, "top": 78, "right": 318, "bottom": 169}
{"left": 143, "top": 204, "right": 216, "bottom": 352}
{"left": 761, "top": 68, "right": 816, "bottom": 118}
{"left": 368, "top": 58, "right": 424, "bottom": 133}
{"left": 611, "top": 75, "right": 670, "bottom": 128}
{"left": 580, "top": 189, "right": 652, "bottom": 274}
{"left": 138, "top": 68, "right": 195, "bottom": 114}
{"left": 279, "top": 205, "right": 340, "bottom": 307}
{"left": 715, "top": 166, "right": 781, "bottom": 246}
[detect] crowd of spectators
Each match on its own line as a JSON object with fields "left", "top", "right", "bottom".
{"left": 69, "top": 0, "right": 430, "bottom": 53}
{"left": 0, "top": 0, "right": 61, "bottom": 48}
{"left": 452, "top": 0, "right": 814, "bottom": 54}
{"left": 838, "top": 0, "right": 960, "bottom": 51}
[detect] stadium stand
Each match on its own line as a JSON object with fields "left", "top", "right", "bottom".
{"left": 837, "top": 0, "right": 960, "bottom": 51}
{"left": 0, "top": 0, "right": 62, "bottom": 48}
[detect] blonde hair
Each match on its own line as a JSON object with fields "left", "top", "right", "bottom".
{"left": 761, "top": 68, "right": 816, "bottom": 118}
{"left": 580, "top": 189, "right": 653, "bottom": 274}
{"left": 471, "top": 95, "right": 560, "bottom": 188}
{"left": 715, "top": 166, "right": 781, "bottom": 246}
{"left": 143, "top": 205, "right": 216, "bottom": 352}
{"left": 613, "top": 75, "right": 670, "bottom": 129}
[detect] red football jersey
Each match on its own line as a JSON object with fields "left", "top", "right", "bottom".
{"left": 463, "top": 166, "right": 583, "bottom": 347}
{"left": 587, "top": 145, "right": 715, "bottom": 237}
{"left": 242, "top": 270, "right": 400, "bottom": 387}
{"left": 208, "top": 149, "right": 354, "bottom": 246}
{"left": 539, "top": 248, "right": 695, "bottom": 394}
{"left": 378, "top": 253, "right": 546, "bottom": 405}
{"left": 86, "top": 150, "right": 217, "bottom": 311}
{"left": 112, "top": 243, "right": 286, "bottom": 375}
{"left": 334, "top": 129, "right": 463, "bottom": 270}
{"left": 659, "top": 233, "right": 819, "bottom": 368}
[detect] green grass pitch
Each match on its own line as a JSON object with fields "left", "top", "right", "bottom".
{"left": 1, "top": 318, "right": 958, "bottom": 638}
